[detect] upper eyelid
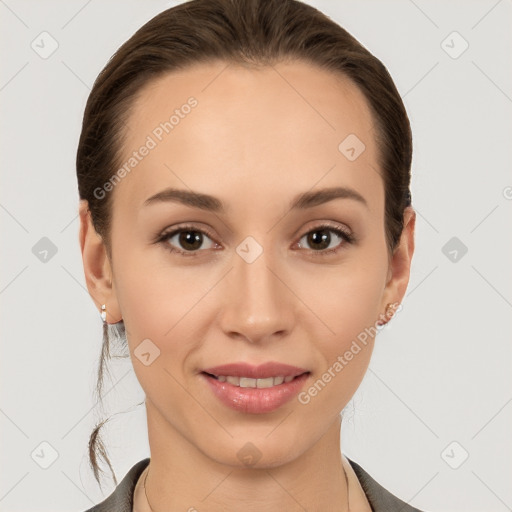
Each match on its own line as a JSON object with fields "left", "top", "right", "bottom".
{"left": 159, "top": 223, "right": 217, "bottom": 242}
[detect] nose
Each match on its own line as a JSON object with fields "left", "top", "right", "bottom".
{"left": 217, "top": 242, "right": 295, "bottom": 345}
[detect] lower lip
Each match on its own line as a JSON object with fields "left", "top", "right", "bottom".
{"left": 201, "top": 372, "right": 310, "bottom": 414}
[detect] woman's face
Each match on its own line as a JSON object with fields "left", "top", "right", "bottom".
{"left": 82, "top": 59, "right": 414, "bottom": 468}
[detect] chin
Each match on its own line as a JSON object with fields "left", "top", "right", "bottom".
{"left": 200, "top": 432, "right": 307, "bottom": 470}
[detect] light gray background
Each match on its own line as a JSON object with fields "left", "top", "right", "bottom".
{"left": 1, "top": 1, "right": 511, "bottom": 511}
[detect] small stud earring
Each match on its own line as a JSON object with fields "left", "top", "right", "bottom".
{"left": 100, "top": 304, "right": 106, "bottom": 322}
{"left": 378, "top": 302, "right": 397, "bottom": 326}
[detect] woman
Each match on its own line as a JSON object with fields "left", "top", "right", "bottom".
{"left": 77, "top": 0, "right": 424, "bottom": 510}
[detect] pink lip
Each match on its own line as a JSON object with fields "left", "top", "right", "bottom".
{"left": 200, "top": 362, "right": 310, "bottom": 414}
{"left": 202, "top": 362, "right": 308, "bottom": 379}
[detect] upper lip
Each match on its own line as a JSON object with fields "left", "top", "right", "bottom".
{"left": 202, "top": 362, "right": 309, "bottom": 379}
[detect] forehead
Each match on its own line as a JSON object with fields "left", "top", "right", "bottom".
{"left": 114, "top": 59, "right": 382, "bottom": 216}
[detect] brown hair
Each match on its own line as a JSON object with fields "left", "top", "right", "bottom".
{"left": 77, "top": 0, "right": 412, "bottom": 488}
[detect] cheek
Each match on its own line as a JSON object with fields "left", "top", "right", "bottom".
{"left": 113, "top": 241, "right": 201, "bottom": 336}
{"left": 111, "top": 251, "right": 185, "bottom": 376}
{"left": 297, "top": 259, "right": 386, "bottom": 343}
{"left": 113, "top": 252, "right": 219, "bottom": 392}
{"left": 294, "top": 270, "right": 381, "bottom": 424}
{"left": 294, "top": 255, "right": 386, "bottom": 400}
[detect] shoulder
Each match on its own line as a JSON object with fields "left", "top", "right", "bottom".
{"left": 347, "top": 457, "right": 429, "bottom": 512}
{"left": 82, "top": 458, "right": 150, "bottom": 512}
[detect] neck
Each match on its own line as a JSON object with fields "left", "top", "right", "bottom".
{"left": 137, "top": 402, "right": 350, "bottom": 512}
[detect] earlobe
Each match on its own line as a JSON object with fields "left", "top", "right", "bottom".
{"left": 78, "top": 200, "right": 122, "bottom": 323}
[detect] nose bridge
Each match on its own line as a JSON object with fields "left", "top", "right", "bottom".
{"left": 220, "top": 234, "right": 293, "bottom": 342}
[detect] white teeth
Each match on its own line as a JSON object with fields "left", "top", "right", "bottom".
{"left": 256, "top": 377, "right": 274, "bottom": 388}
{"left": 211, "top": 374, "right": 300, "bottom": 388}
{"left": 240, "top": 377, "right": 257, "bottom": 387}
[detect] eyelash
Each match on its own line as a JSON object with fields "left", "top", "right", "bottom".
{"left": 155, "top": 222, "right": 355, "bottom": 258}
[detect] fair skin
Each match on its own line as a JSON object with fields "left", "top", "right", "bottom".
{"left": 79, "top": 59, "right": 415, "bottom": 511}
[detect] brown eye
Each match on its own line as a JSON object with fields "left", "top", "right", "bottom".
{"left": 158, "top": 225, "right": 218, "bottom": 256}
{"left": 174, "top": 230, "right": 204, "bottom": 251}
{"left": 297, "top": 225, "right": 354, "bottom": 255}
{"left": 304, "top": 229, "right": 333, "bottom": 250}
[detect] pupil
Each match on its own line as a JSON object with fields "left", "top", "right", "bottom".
{"left": 308, "top": 230, "right": 330, "bottom": 250}
{"left": 180, "top": 231, "right": 202, "bottom": 250}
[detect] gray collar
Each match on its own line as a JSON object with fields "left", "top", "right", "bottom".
{"left": 347, "top": 458, "right": 426, "bottom": 511}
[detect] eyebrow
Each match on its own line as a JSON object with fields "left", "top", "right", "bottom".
{"left": 143, "top": 186, "right": 368, "bottom": 212}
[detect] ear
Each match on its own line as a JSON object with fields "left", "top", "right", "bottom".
{"left": 78, "top": 199, "right": 122, "bottom": 323}
{"left": 379, "top": 206, "right": 416, "bottom": 319}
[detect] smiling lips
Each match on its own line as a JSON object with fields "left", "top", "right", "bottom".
{"left": 201, "top": 362, "right": 310, "bottom": 413}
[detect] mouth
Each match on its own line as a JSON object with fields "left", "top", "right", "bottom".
{"left": 200, "top": 363, "right": 311, "bottom": 414}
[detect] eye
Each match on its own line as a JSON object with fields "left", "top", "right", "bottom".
{"left": 155, "top": 222, "right": 355, "bottom": 258}
{"left": 156, "top": 224, "right": 219, "bottom": 257}
{"left": 295, "top": 224, "right": 354, "bottom": 256}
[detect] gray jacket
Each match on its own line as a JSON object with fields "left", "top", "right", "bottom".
{"left": 84, "top": 457, "right": 426, "bottom": 512}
